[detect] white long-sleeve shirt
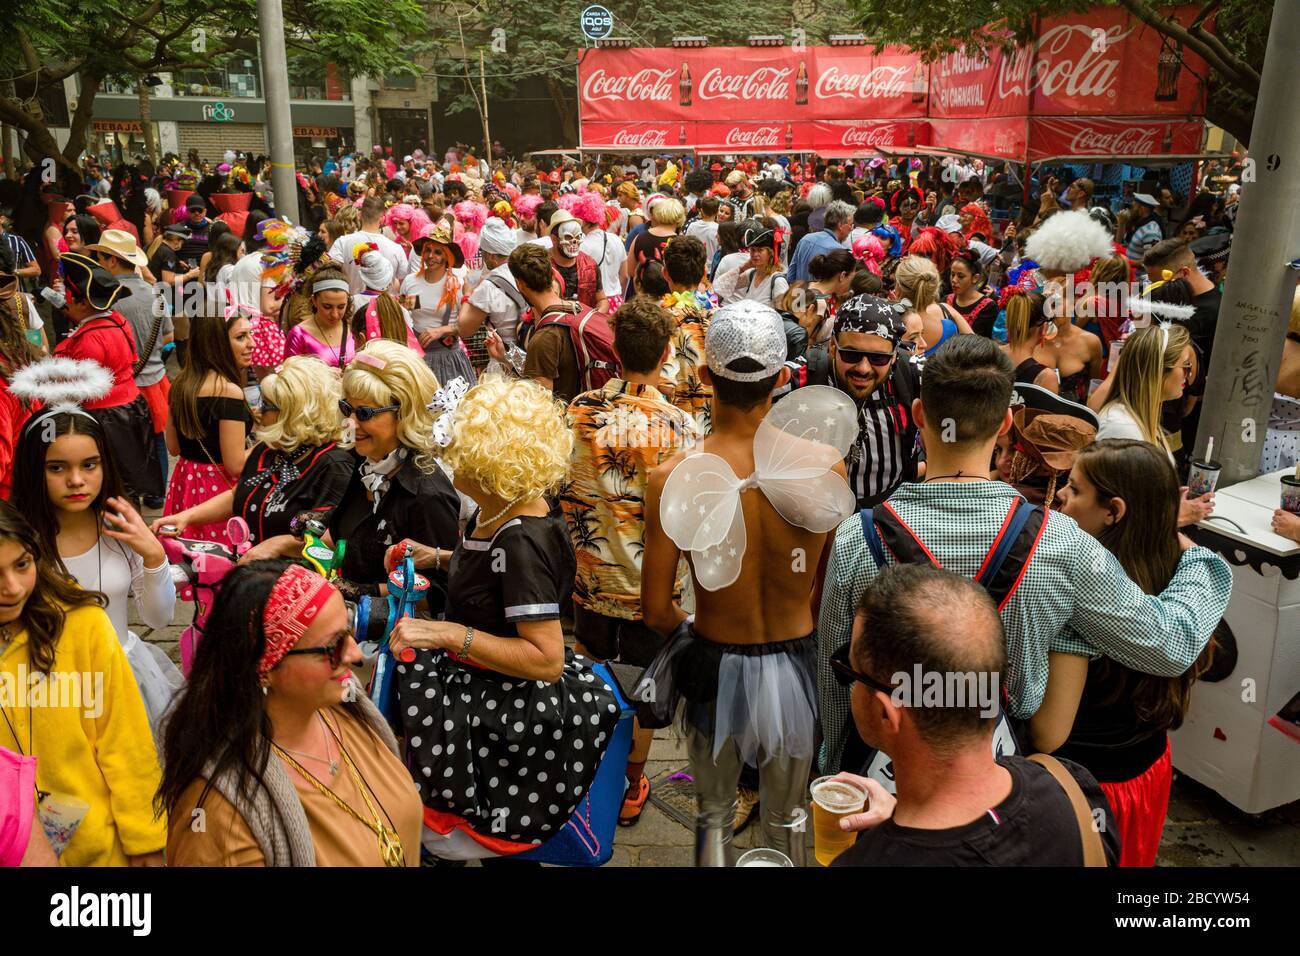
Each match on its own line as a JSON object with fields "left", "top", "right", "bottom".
{"left": 63, "top": 537, "right": 175, "bottom": 640}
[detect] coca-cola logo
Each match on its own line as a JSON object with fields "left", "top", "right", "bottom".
{"left": 610, "top": 128, "right": 669, "bottom": 147}
{"left": 723, "top": 126, "right": 781, "bottom": 148}
{"left": 582, "top": 67, "right": 675, "bottom": 103}
{"left": 698, "top": 67, "right": 792, "bottom": 101}
{"left": 840, "top": 125, "right": 896, "bottom": 148}
{"left": 1068, "top": 125, "right": 1158, "bottom": 154}
{"left": 814, "top": 65, "right": 910, "bottom": 100}
{"left": 996, "top": 24, "right": 1132, "bottom": 102}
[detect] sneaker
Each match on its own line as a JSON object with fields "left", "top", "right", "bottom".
{"left": 618, "top": 774, "right": 651, "bottom": 827}
{"left": 734, "top": 786, "right": 760, "bottom": 834}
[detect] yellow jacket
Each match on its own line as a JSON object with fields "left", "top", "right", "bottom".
{"left": 0, "top": 603, "right": 166, "bottom": 865}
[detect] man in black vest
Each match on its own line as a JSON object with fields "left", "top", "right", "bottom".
{"left": 804, "top": 295, "right": 921, "bottom": 508}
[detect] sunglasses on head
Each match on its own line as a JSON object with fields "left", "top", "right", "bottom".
{"left": 830, "top": 643, "right": 896, "bottom": 695}
{"left": 835, "top": 343, "right": 896, "bottom": 367}
{"left": 281, "top": 627, "right": 353, "bottom": 670}
{"left": 339, "top": 399, "right": 399, "bottom": 422}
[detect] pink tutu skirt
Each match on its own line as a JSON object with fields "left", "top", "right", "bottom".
{"left": 164, "top": 458, "right": 238, "bottom": 544}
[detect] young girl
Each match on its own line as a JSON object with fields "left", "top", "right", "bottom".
{"left": 945, "top": 249, "right": 998, "bottom": 338}
{"left": 1042, "top": 439, "right": 1215, "bottom": 866}
{"left": 285, "top": 265, "right": 357, "bottom": 367}
{"left": 164, "top": 312, "right": 253, "bottom": 543}
{"left": 12, "top": 406, "right": 180, "bottom": 734}
{"left": 0, "top": 500, "right": 165, "bottom": 866}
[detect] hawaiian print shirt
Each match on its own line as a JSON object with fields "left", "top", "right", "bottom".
{"left": 658, "top": 290, "right": 717, "bottom": 436}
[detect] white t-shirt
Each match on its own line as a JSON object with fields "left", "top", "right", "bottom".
{"left": 529, "top": 235, "right": 553, "bottom": 249}
{"left": 401, "top": 267, "right": 468, "bottom": 334}
{"left": 685, "top": 219, "right": 719, "bottom": 265}
{"left": 328, "top": 229, "right": 409, "bottom": 294}
{"left": 1095, "top": 402, "right": 1176, "bottom": 464}
{"left": 714, "top": 251, "right": 749, "bottom": 279}
{"left": 467, "top": 262, "right": 525, "bottom": 345}
{"left": 580, "top": 229, "right": 626, "bottom": 298}
{"left": 226, "top": 251, "right": 270, "bottom": 312}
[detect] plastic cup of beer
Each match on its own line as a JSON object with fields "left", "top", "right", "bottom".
{"left": 1281, "top": 475, "right": 1300, "bottom": 515}
{"left": 37, "top": 792, "right": 90, "bottom": 858}
{"left": 810, "top": 775, "right": 867, "bottom": 866}
{"left": 736, "top": 848, "right": 792, "bottom": 867}
{"left": 1187, "top": 459, "right": 1222, "bottom": 498}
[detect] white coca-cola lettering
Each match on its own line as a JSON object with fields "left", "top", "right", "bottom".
{"left": 697, "top": 67, "right": 792, "bottom": 101}
{"left": 611, "top": 128, "right": 669, "bottom": 147}
{"left": 839, "top": 125, "right": 896, "bottom": 148}
{"left": 582, "top": 68, "right": 675, "bottom": 103}
{"left": 814, "top": 65, "right": 909, "bottom": 100}
{"left": 996, "top": 24, "right": 1132, "bottom": 102}
{"left": 1067, "top": 125, "right": 1159, "bottom": 154}
{"left": 723, "top": 126, "right": 781, "bottom": 148}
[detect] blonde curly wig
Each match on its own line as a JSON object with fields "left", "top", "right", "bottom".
{"left": 340, "top": 339, "right": 442, "bottom": 472}
{"left": 441, "top": 376, "right": 572, "bottom": 503}
{"left": 255, "top": 355, "right": 347, "bottom": 453}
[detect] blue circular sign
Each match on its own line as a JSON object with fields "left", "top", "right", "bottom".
{"left": 581, "top": 5, "right": 614, "bottom": 40}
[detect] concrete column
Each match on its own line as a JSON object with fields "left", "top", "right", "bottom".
{"left": 351, "top": 75, "right": 373, "bottom": 154}
{"left": 257, "top": 0, "right": 299, "bottom": 224}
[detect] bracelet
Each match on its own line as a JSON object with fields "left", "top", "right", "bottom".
{"left": 433, "top": 548, "right": 442, "bottom": 572}
{"left": 459, "top": 626, "right": 474, "bottom": 660}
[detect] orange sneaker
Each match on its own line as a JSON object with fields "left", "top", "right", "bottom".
{"left": 618, "top": 774, "right": 651, "bottom": 827}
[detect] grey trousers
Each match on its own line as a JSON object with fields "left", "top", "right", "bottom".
{"left": 687, "top": 724, "right": 811, "bottom": 867}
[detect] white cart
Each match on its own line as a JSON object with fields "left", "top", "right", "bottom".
{"left": 1172, "top": 468, "right": 1300, "bottom": 814}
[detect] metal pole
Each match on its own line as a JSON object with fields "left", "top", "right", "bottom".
{"left": 257, "top": 0, "right": 300, "bottom": 225}
{"left": 480, "top": 48, "right": 491, "bottom": 163}
{"left": 1193, "top": 1, "right": 1300, "bottom": 484}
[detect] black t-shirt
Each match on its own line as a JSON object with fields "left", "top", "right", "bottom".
{"left": 232, "top": 442, "right": 356, "bottom": 543}
{"left": 1054, "top": 659, "right": 1169, "bottom": 783}
{"left": 831, "top": 756, "right": 1120, "bottom": 867}
{"left": 447, "top": 512, "right": 575, "bottom": 637}
{"left": 149, "top": 243, "right": 181, "bottom": 281}
{"left": 556, "top": 260, "right": 579, "bottom": 303}
{"left": 1183, "top": 287, "right": 1221, "bottom": 380}
{"left": 175, "top": 396, "right": 251, "bottom": 464}
{"left": 329, "top": 454, "right": 461, "bottom": 608}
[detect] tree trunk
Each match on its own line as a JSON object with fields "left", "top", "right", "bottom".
{"left": 138, "top": 78, "right": 158, "bottom": 165}
{"left": 61, "top": 70, "right": 102, "bottom": 166}
{"left": 1, "top": 123, "right": 13, "bottom": 179}
{"left": 544, "top": 72, "right": 578, "bottom": 146}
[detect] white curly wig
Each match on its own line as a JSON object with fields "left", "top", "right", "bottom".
{"left": 1025, "top": 209, "right": 1114, "bottom": 274}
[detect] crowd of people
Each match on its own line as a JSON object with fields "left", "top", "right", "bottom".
{"left": 0, "top": 139, "right": 1293, "bottom": 868}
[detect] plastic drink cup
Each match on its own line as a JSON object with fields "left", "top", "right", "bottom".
{"left": 1108, "top": 338, "right": 1124, "bottom": 372}
{"left": 1281, "top": 475, "right": 1300, "bottom": 515}
{"left": 38, "top": 793, "right": 90, "bottom": 858}
{"left": 736, "top": 848, "right": 792, "bottom": 867}
{"left": 810, "top": 776, "right": 867, "bottom": 866}
{"left": 1187, "top": 459, "right": 1222, "bottom": 498}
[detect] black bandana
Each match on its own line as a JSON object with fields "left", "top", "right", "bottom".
{"left": 833, "top": 294, "right": 905, "bottom": 345}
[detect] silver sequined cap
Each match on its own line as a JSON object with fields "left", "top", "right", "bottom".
{"left": 704, "top": 300, "right": 787, "bottom": 382}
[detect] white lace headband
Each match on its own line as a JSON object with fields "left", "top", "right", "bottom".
{"left": 312, "top": 278, "right": 350, "bottom": 294}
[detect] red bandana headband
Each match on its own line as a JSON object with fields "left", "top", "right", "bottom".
{"left": 259, "top": 565, "right": 338, "bottom": 676}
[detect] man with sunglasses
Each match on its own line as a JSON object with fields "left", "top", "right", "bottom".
{"left": 803, "top": 295, "right": 921, "bottom": 510}
{"left": 826, "top": 564, "right": 1119, "bottom": 867}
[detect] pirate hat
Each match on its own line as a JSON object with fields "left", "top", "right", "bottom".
{"left": 59, "top": 252, "right": 132, "bottom": 310}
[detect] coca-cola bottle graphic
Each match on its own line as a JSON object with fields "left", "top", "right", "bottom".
{"left": 785, "top": 122, "right": 794, "bottom": 149}
{"left": 796, "top": 62, "right": 808, "bottom": 105}
{"left": 1155, "top": 40, "right": 1183, "bottom": 102}
{"left": 679, "top": 123, "right": 687, "bottom": 146}
{"left": 911, "top": 64, "right": 926, "bottom": 105}
{"left": 1160, "top": 124, "right": 1173, "bottom": 152}
{"left": 680, "top": 63, "right": 692, "bottom": 107}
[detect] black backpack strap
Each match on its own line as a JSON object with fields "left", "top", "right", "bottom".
{"left": 975, "top": 498, "right": 1048, "bottom": 610}
{"left": 870, "top": 501, "right": 940, "bottom": 568}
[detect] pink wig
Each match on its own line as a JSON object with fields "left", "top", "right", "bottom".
{"left": 560, "top": 190, "right": 607, "bottom": 226}
{"left": 384, "top": 202, "right": 432, "bottom": 237}
{"left": 457, "top": 230, "right": 480, "bottom": 262}
{"left": 515, "top": 194, "right": 543, "bottom": 220}
{"left": 851, "top": 234, "right": 886, "bottom": 276}
{"left": 452, "top": 200, "right": 487, "bottom": 233}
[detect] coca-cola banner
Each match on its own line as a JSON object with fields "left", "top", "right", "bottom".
{"left": 810, "top": 120, "right": 931, "bottom": 153}
{"left": 580, "top": 122, "right": 690, "bottom": 150}
{"left": 927, "top": 117, "right": 1028, "bottom": 161}
{"left": 579, "top": 120, "right": 930, "bottom": 154}
{"left": 579, "top": 45, "right": 929, "bottom": 125}
{"left": 1027, "top": 117, "right": 1205, "bottom": 161}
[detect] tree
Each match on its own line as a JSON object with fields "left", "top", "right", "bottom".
{"left": 0, "top": 0, "right": 430, "bottom": 177}
{"left": 429, "top": 0, "right": 859, "bottom": 148}
{"left": 848, "top": 0, "right": 1271, "bottom": 146}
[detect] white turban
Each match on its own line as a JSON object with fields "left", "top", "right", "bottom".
{"left": 358, "top": 249, "right": 394, "bottom": 291}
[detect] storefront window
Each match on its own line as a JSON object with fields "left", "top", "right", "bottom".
{"left": 288, "top": 55, "right": 350, "bottom": 101}
{"left": 175, "top": 44, "right": 261, "bottom": 98}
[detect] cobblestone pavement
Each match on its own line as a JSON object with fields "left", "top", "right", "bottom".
{"left": 136, "top": 495, "right": 1297, "bottom": 868}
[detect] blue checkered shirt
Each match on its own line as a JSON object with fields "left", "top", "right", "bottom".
{"left": 817, "top": 480, "right": 1232, "bottom": 773}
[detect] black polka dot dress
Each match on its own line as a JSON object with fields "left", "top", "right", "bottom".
{"left": 398, "top": 513, "right": 621, "bottom": 847}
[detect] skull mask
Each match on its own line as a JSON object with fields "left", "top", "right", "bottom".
{"left": 556, "top": 221, "right": 583, "bottom": 259}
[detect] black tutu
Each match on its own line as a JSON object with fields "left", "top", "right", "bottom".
{"left": 422, "top": 341, "right": 477, "bottom": 386}
{"left": 638, "top": 622, "right": 819, "bottom": 765}
{"left": 399, "top": 648, "right": 622, "bottom": 846}
{"left": 90, "top": 397, "right": 162, "bottom": 500}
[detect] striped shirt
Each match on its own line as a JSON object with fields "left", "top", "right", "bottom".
{"left": 816, "top": 480, "right": 1232, "bottom": 774}
{"left": 847, "top": 392, "right": 906, "bottom": 508}
{"left": 1, "top": 232, "right": 35, "bottom": 267}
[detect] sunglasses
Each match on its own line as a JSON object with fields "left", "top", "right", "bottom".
{"left": 259, "top": 398, "right": 279, "bottom": 414}
{"left": 830, "top": 643, "right": 897, "bottom": 695}
{"left": 835, "top": 344, "right": 896, "bottom": 367}
{"left": 339, "top": 399, "right": 399, "bottom": 422}
{"left": 282, "top": 627, "right": 353, "bottom": 669}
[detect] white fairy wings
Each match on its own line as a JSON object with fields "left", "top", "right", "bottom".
{"left": 659, "top": 385, "right": 858, "bottom": 591}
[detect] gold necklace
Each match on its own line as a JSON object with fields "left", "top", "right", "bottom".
{"left": 273, "top": 712, "right": 339, "bottom": 776}
{"left": 271, "top": 717, "right": 404, "bottom": 867}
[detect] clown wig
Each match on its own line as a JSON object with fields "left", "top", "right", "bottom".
{"left": 452, "top": 199, "right": 488, "bottom": 234}
{"left": 559, "top": 190, "right": 606, "bottom": 226}
{"left": 383, "top": 201, "right": 433, "bottom": 240}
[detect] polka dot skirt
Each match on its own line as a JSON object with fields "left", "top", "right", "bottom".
{"left": 398, "top": 649, "right": 621, "bottom": 846}
{"left": 163, "top": 459, "right": 238, "bottom": 545}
